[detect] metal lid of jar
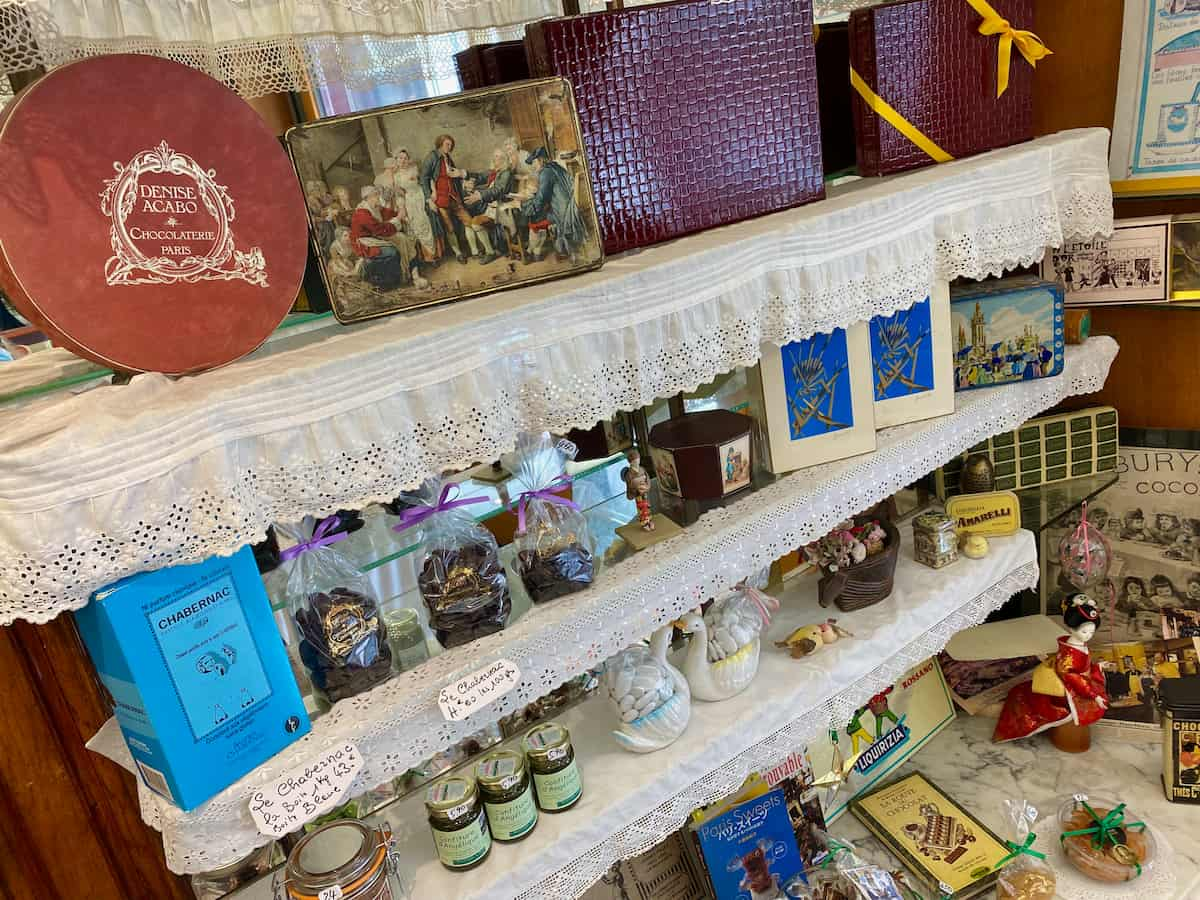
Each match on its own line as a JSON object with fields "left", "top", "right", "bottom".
{"left": 523, "top": 722, "right": 571, "bottom": 761}
{"left": 475, "top": 749, "right": 526, "bottom": 790}
{"left": 283, "top": 820, "right": 388, "bottom": 899}
{"left": 425, "top": 775, "right": 479, "bottom": 819}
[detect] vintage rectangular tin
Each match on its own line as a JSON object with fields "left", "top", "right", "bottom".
{"left": 950, "top": 276, "right": 1065, "bottom": 392}
{"left": 286, "top": 78, "right": 603, "bottom": 323}
{"left": 1159, "top": 675, "right": 1200, "bottom": 803}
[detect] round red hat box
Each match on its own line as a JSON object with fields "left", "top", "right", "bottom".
{"left": 0, "top": 55, "right": 309, "bottom": 375}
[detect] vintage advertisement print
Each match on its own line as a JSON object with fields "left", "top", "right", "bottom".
{"left": 1041, "top": 217, "right": 1171, "bottom": 305}
{"left": 1112, "top": 0, "right": 1200, "bottom": 190}
{"left": 1043, "top": 446, "right": 1200, "bottom": 642}
{"left": 287, "top": 79, "right": 603, "bottom": 323}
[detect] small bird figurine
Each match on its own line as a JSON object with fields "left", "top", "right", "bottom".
{"left": 775, "top": 618, "right": 854, "bottom": 658}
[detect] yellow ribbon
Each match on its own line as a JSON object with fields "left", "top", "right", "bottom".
{"left": 849, "top": 67, "right": 954, "bottom": 164}
{"left": 965, "top": 0, "right": 1052, "bottom": 97}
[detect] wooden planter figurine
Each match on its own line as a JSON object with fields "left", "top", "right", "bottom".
{"left": 808, "top": 518, "right": 901, "bottom": 612}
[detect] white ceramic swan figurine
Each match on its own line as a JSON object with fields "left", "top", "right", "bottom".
{"left": 604, "top": 624, "right": 691, "bottom": 753}
{"left": 677, "top": 584, "right": 779, "bottom": 702}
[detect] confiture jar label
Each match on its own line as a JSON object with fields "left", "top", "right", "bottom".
{"left": 430, "top": 813, "right": 490, "bottom": 869}
{"left": 532, "top": 762, "right": 582, "bottom": 810}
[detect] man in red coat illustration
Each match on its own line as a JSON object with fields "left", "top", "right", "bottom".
{"left": 419, "top": 134, "right": 497, "bottom": 264}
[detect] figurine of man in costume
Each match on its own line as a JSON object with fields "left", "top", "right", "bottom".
{"left": 993, "top": 594, "right": 1108, "bottom": 750}
{"left": 621, "top": 449, "right": 654, "bottom": 532}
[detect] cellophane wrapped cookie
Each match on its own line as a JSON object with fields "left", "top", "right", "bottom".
{"left": 995, "top": 799, "right": 1055, "bottom": 900}
{"left": 1057, "top": 794, "right": 1156, "bottom": 883}
{"left": 277, "top": 518, "right": 393, "bottom": 707}
{"left": 401, "top": 478, "right": 511, "bottom": 648}
{"left": 510, "top": 432, "right": 595, "bottom": 603}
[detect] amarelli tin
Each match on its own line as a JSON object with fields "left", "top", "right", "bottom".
{"left": 1158, "top": 675, "right": 1200, "bottom": 804}
{"left": 0, "top": 55, "right": 308, "bottom": 374}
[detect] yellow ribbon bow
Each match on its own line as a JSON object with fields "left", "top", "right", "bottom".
{"left": 966, "top": 0, "right": 1052, "bottom": 97}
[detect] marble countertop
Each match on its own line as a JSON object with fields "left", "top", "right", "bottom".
{"left": 833, "top": 716, "right": 1200, "bottom": 899}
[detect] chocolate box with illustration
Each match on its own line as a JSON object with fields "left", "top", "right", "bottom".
{"left": 849, "top": 0, "right": 1038, "bottom": 176}
{"left": 950, "top": 275, "right": 1064, "bottom": 392}
{"left": 525, "top": 0, "right": 824, "bottom": 255}
{"left": 0, "top": 55, "right": 308, "bottom": 374}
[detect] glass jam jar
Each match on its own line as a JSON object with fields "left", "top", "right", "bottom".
{"left": 424, "top": 775, "right": 492, "bottom": 871}
{"left": 475, "top": 749, "right": 538, "bottom": 842}
{"left": 280, "top": 820, "right": 403, "bottom": 900}
{"left": 523, "top": 722, "right": 583, "bottom": 812}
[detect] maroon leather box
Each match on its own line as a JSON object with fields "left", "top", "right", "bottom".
{"left": 849, "top": 0, "right": 1035, "bottom": 176}
{"left": 0, "top": 55, "right": 308, "bottom": 374}
{"left": 526, "top": 0, "right": 824, "bottom": 256}
{"left": 454, "top": 40, "right": 529, "bottom": 89}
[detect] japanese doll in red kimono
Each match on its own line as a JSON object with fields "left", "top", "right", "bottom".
{"left": 993, "top": 595, "right": 1108, "bottom": 743}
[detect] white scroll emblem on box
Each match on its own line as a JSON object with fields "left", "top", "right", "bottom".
{"left": 99, "top": 140, "right": 268, "bottom": 288}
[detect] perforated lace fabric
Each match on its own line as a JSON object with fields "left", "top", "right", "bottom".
{"left": 0, "top": 0, "right": 556, "bottom": 97}
{"left": 0, "top": 1, "right": 867, "bottom": 99}
{"left": 132, "top": 338, "right": 1112, "bottom": 874}
{"left": 0, "top": 129, "right": 1113, "bottom": 628}
{"left": 512, "top": 563, "right": 1042, "bottom": 900}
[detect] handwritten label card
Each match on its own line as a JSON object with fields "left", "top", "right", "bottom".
{"left": 248, "top": 742, "right": 363, "bottom": 837}
{"left": 437, "top": 658, "right": 521, "bottom": 722}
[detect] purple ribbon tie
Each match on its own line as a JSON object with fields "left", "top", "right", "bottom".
{"left": 279, "top": 515, "right": 349, "bottom": 562}
{"left": 394, "top": 483, "right": 489, "bottom": 532}
{"left": 512, "top": 474, "right": 579, "bottom": 534}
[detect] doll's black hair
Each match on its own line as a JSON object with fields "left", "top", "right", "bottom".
{"left": 1062, "top": 594, "right": 1100, "bottom": 629}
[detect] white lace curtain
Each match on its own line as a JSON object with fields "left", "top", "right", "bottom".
{"left": 0, "top": 0, "right": 872, "bottom": 101}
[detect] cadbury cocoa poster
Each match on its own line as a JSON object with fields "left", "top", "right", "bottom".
{"left": 1044, "top": 446, "right": 1200, "bottom": 643}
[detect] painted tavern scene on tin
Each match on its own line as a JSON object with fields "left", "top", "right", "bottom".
{"left": 287, "top": 79, "right": 603, "bottom": 322}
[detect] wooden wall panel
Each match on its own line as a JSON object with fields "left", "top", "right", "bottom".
{"left": 1032, "top": 0, "right": 1124, "bottom": 136}
{"left": 0, "top": 618, "right": 190, "bottom": 900}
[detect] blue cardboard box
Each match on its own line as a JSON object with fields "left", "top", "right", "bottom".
{"left": 694, "top": 787, "right": 805, "bottom": 900}
{"left": 950, "top": 276, "right": 1065, "bottom": 391}
{"left": 76, "top": 546, "right": 310, "bottom": 810}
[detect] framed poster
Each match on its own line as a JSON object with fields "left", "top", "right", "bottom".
{"left": 1043, "top": 440, "right": 1200, "bottom": 643}
{"left": 868, "top": 283, "right": 955, "bottom": 428}
{"left": 754, "top": 323, "right": 875, "bottom": 474}
{"left": 1172, "top": 214, "right": 1200, "bottom": 300}
{"left": 1111, "top": 0, "right": 1200, "bottom": 195}
{"left": 1041, "top": 217, "right": 1171, "bottom": 305}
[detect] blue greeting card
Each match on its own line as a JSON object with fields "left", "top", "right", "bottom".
{"left": 694, "top": 787, "right": 805, "bottom": 900}
{"left": 870, "top": 299, "right": 934, "bottom": 401}
{"left": 781, "top": 329, "right": 853, "bottom": 440}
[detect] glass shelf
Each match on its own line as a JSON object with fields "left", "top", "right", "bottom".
{"left": 0, "top": 311, "right": 337, "bottom": 406}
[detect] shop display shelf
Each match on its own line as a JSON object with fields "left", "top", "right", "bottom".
{"left": 123, "top": 337, "right": 1114, "bottom": 875}
{"left": 0, "top": 128, "right": 1112, "bottom": 626}
{"left": 230, "top": 532, "right": 1039, "bottom": 900}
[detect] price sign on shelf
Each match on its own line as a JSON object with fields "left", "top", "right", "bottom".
{"left": 247, "top": 742, "right": 364, "bottom": 838}
{"left": 438, "top": 658, "right": 521, "bottom": 722}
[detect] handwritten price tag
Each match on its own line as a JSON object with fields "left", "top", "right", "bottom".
{"left": 438, "top": 659, "right": 521, "bottom": 722}
{"left": 247, "top": 742, "right": 363, "bottom": 838}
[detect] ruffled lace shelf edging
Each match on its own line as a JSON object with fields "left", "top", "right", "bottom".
{"left": 134, "top": 338, "right": 1111, "bottom": 874}
{"left": 0, "top": 129, "right": 1112, "bottom": 626}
